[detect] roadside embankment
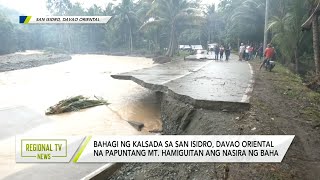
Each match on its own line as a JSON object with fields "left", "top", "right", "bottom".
{"left": 160, "top": 93, "right": 240, "bottom": 135}
{"left": 109, "top": 60, "right": 320, "bottom": 180}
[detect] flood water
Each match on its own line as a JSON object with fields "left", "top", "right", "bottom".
{"left": 0, "top": 53, "right": 162, "bottom": 178}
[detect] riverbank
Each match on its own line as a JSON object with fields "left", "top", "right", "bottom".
{"left": 0, "top": 50, "right": 184, "bottom": 73}
{"left": 109, "top": 60, "right": 320, "bottom": 179}
{"left": 0, "top": 51, "right": 71, "bottom": 72}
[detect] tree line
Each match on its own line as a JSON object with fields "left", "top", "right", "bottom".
{"left": 0, "top": 0, "right": 320, "bottom": 77}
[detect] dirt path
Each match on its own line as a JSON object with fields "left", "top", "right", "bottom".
{"left": 109, "top": 60, "right": 320, "bottom": 180}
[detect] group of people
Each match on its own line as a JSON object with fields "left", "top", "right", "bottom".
{"left": 239, "top": 42, "right": 276, "bottom": 69}
{"left": 238, "top": 43, "right": 264, "bottom": 61}
{"left": 208, "top": 44, "right": 232, "bottom": 61}
{"left": 206, "top": 42, "right": 276, "bottom": 67}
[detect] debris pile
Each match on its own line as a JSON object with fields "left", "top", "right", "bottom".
{"left": 45, "top": 95, "right": 108, "bottom": 115}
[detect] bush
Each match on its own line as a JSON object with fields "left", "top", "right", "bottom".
{"left": 305, "top": 71, "right": 320, "bottom": 93}
{"left": 177, "top": 50, "right": 192, "bottom": 57}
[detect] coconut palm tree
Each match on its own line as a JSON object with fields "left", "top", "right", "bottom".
{"left": 229, "top": 0, "right": 265, "bottom": 43}
{"left": 135, "top": 0, "right": 160, "bottom": 52}
{"left": 140, "top": 0, "right": 203, "bottom": 57}
{"left": 113, "top": 0, "right": 138, "bottom": 53}
{"left": 302, "top": 0, "right": 320, "bottom": 75}
{"left": 310, "top": 1, "right": 320, "bottom": 75}
{"left": 201, "top": 4, "right": 226, "bottom": 45}
{"left": 47, "top": 0, "right": 73, "bottom": 50}
{"left": 268, "top": 0, "right": 307, "bottom": 72}
{"left": 203, "top": 4, "right": 216, "bottom": 44}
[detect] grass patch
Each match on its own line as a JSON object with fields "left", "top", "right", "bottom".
{"left": 252, "top": 99, "right": 268, "bottom": 110}
{"left": 251, "top": 60, "right": 320, "bottom": 124}
{"left": 271, "top": 64, "right": 320, "bottom": 103}
{"left": 301, "top": 107, "right": 320, "bottom": 122}
{"left": 45, "top": 95, "right": 108, "bottom": 115}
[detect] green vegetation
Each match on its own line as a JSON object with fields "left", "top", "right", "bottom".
{"left": 302, "top": 107, "right": 320, "bottom": 121}
{"left": 272, "top": 64, "right": 320, "bottom": 101}
{"left": 261, "top": 62, "right": 320, "bottom": 123}
{"left": 140, "top": 0, "right": 203, "bottom": 56}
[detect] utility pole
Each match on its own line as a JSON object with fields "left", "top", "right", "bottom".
{"left": 263, "top": 0, "right": 269, "bottom": 51}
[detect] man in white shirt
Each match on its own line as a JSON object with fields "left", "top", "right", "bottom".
{"left": 245, "top": 45, "right": 250, "bottom": 60}
{"left": 239, "top": 43, "right": 245, "bottom": 61}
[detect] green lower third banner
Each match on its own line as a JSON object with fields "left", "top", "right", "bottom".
{"left": 16, "top": 135, "right": 294, "bottom": 163}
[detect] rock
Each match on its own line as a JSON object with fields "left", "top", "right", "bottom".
{"left": 127, "top": 121, "right": 144, "bottom": 131}
{"left": 235, "top": 117, "right": 240, "bottom": 120}
{"left": 251, "top": 127, "right": 256, "bottom": 131}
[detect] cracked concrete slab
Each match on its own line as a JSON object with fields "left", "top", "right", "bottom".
{"left": 111, "top": 57, "right": 253, "bottom": 111}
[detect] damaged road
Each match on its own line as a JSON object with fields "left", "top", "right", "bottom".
{"left": 111, "top": 56, "right": 253, "bottom": 112}
{"left": 110, "top": 57, "right": 320, "bottom": 180}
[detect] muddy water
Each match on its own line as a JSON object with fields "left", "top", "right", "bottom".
{"left": 0, "top": 54, "right": 161, "bottom": 178}
{"left": 0, "top": 54, "right": 162, "bottom": 133}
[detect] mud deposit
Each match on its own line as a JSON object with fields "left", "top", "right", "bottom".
{"left": 0, "top": 51, "right": 71, "bottom": 72}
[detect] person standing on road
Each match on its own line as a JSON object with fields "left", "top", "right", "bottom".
{"left": 219, "top": 45, "right": 225, "bottom": 60}
{"left": 245, "top": 45, "right": 250, "bottom": 60}
{"left": 209, "top": 45, "right": 214, "bottom": 55}
{"left": 248, "top": 45, "right": 254, "bottom": 60}
{"left": 214, "top": 45, "right": 220, "bottom": 60}
{"left": 259, "top": 44, "right": 275, "bottom": 70}
{"left": 257, "top": 43, "right": 263, "bottom": 60}
{"left": 225, "top": 45, "right": 231, "bottom": 61}
{"left": 239, "top": 43, "right": 245, "bottom": 61}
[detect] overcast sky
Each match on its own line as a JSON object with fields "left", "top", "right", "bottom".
{"left": 0, "top": 0, "right": 220, "bottom": 15}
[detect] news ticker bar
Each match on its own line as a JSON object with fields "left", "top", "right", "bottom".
{"left": 16, "top": 135, "right": 294, "bottom": 163}
{"left": 19, "top": 16, "right": 112, "bottom": 24}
